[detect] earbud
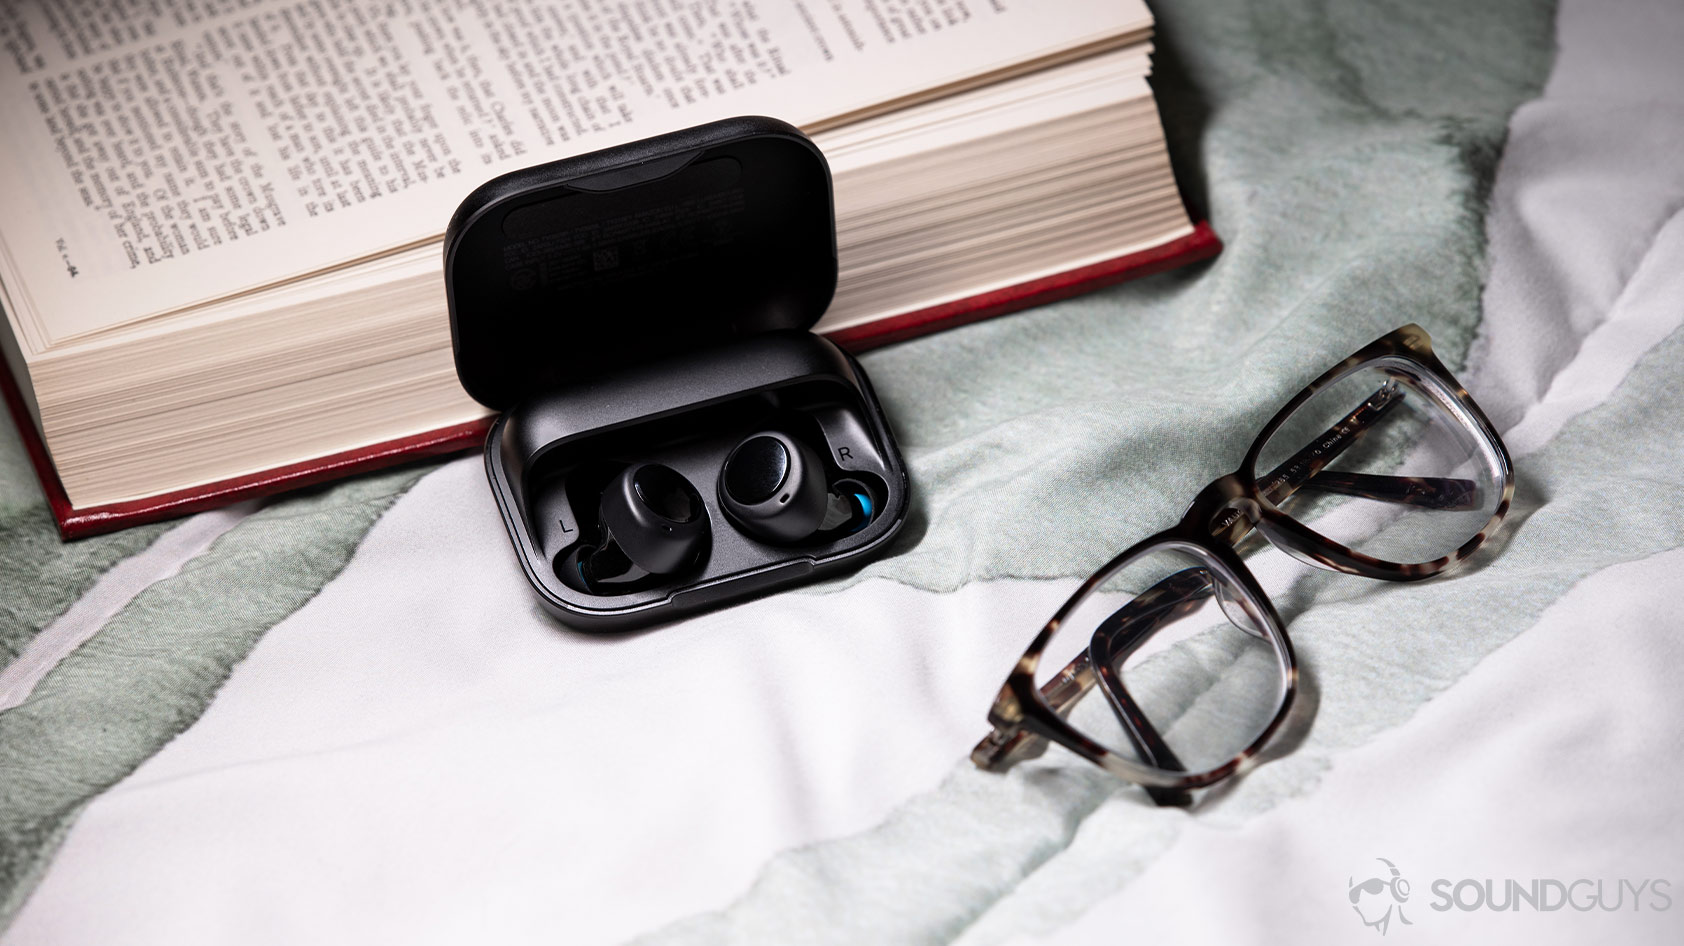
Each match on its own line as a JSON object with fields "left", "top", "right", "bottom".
{"left": 562, "top": 463, "right": 709, "bottom": 592}
{"left": 718, "top": 432, "right": 875, "bottom": 543}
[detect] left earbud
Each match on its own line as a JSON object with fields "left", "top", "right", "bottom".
{"left": 561, "top": 463, "right": 709, "bottom": 592}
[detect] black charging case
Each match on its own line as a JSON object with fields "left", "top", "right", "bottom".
{"left": 444, "top": 116, "right": 909, "bottom": 631}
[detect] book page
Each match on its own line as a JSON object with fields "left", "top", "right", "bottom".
{"left": 0, "top": 0, "right": 1149, "bottom": 348}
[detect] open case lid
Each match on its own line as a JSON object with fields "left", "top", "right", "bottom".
{"left": 444, "top": 117, "right": 839, "bottom": 410}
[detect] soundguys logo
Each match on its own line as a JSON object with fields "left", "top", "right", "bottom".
{"left": 1347, "top": 858, "right": 1673, "bottom": 935}
{"left": 1349, "top": 858, "right": 1412, "bottom": 935}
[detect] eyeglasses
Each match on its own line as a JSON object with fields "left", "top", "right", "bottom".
{"left": 971, "top": 324, "right": 1514, "bottom": 805}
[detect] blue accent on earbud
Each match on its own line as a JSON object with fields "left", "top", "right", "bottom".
{"left": 847, "top": 491, "right": 874, "bottom": 533}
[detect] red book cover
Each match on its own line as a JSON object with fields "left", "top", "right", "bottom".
{"left": 1, "top": 223, "right": 1219, "bottom": 539}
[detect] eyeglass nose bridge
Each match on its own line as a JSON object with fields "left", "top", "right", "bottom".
{"left": 1179, "top": 472, "right": 1262, "bottom": 548}
{"left": 1170, "top": 475, "right": 1273, "bottom": 638}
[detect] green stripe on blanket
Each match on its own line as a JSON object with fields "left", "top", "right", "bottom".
{"left": 0, "top": 425, "right": 168, "bottom": 669}
{"left": 0, "top": 467, "right": 429, "bottom": 926}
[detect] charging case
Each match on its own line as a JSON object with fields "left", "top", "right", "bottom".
{"left": 444, "top": 117, "right": 909, "bottom": 631}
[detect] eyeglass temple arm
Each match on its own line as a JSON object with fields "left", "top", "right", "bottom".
{"left": 1257, "top": 381, "right": 1479, "bottom": 511}
{"left": 1288, "top": 469, "right": 1478, "bottom": 510}
{"left": 1089, "top": 574, "right": 1205, "bottom": 805}
{"left": 974, "top": 572, "right": 1207, "bottom": 805}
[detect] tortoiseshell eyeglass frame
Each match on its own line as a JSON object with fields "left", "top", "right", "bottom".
{"left": 971, "top": 324, "right": 1516, "bottom": 804}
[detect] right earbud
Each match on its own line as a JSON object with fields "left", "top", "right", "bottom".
{"left": 718, "top": 431, "right": 875, "bottom": 544}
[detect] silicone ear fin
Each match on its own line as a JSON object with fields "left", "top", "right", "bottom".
{"left": 817, "top": 481, "right": 875, "bottom": 535}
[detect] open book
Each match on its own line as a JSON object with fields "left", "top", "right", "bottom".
{"left": 0, "top": 0, "right": 1216, "bottom": 537}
